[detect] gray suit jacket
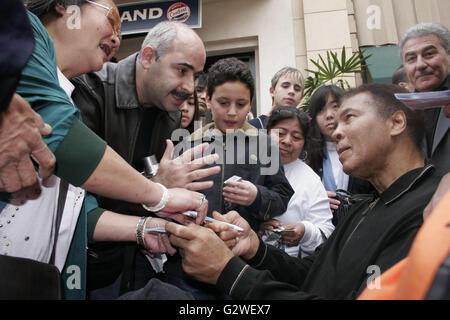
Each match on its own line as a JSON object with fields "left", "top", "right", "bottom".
{"left": 424, "top": 77, "right": 450, "bottom": 176}
{"left": 429, "top": 107, "right": 450, "bottom": 175}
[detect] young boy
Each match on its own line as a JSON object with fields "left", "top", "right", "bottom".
{"left": 174, "top": 57, "right": 294, "bottom": 231}
{"left": 249, "top": 66, "right": 305, "bottom": 129}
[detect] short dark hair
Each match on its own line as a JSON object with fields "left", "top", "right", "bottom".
{"left": 206, "top": 57, "right": 254, "bottom": 100}
{"left": 392, "top": 65, "right": 409, "bottom": 85}
{"left": 184, "top": 91, "right": 200, "bottom": 134}
{"left": 341, "top": 83, "right": 426, "bottom": 151}
{"left": 195, "top": 72, "right": 208, "bottom": 92}
{"left": 267, "top": 106, "right": 311, "bottom": 156}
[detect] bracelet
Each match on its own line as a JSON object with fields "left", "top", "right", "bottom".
{"left": 142, "top": 183, "right": 169, "bottom": 212}
{"left": 136, "top": 216, "right": 150, "bottom": 250}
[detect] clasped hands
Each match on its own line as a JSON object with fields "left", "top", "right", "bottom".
{"left": 166, "top": 210, "right": 260, "bottom": 285}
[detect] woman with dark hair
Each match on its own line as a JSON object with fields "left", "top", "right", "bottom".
{"left": 260, "top": 106, "right": 334, "bottom": 258}
{"left": 25, "top": 0, "right": 122, "bottom": 76}
{"left": 179, "top": 91, "right": 200, "bottom": 134}
{"left": 2, "top": 1, "right": 207, "bottom": 299}
{"left": 307, "top": 85, "right": 375, "bottom": 216}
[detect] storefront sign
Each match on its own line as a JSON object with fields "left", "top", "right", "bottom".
{"left": 118, "top": 0, "right": 201, "bottom": 36}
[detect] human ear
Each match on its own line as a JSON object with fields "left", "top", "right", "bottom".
{"left": 389, "top": 110, "right": 407, "bottom": 138}
{"left": 140, "top": 46, "right": 156, "bottom": 69}
{"left": 54, "top": 3, "right": 67, "bottom": 17}
{"left": 269, "top": 87, "right": 275, "bottom": 98}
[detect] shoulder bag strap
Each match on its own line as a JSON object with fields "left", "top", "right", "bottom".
{"left": 49, "top": 179, "right": 69, "bottom": 265}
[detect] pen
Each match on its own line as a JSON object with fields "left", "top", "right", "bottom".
{"left": 183, "top": 211, "right": 244, "bottom": 232}
{"left": 144, "top": 226, "right": 167, "bottom": 234}
{"left": 204, "top": 216, "right": 244, "bottom": 232}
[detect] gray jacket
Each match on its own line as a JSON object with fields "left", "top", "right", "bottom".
{"left": 71, "top": 53, "right": 181, "bottom": 291}
{"left": 423, "top": 77, "right": 449, "bottom": 176}
{"left": 72, "top": 53, "right": 180, "bottom": 166}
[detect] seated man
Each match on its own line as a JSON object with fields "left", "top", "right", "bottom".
{"left": 358, "top": 173, "right": 450, "bottom": 300}
{"left": 167, "top": 83, "right": 443, "bottom": 299}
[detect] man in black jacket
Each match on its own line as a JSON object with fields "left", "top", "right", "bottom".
{"left": 71, "top": 21, "right": 220, "bottom": 298}
{"left": 167, "top": 83, "right": 443, "bottom": 299}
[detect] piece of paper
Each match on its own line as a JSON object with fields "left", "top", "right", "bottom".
{"left": 395, "top": 90, "right": 450, "bottom": 110}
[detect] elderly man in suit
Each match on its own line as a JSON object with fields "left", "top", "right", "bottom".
{"left": 400, "top": 22, "right": 450, "bottom": 175}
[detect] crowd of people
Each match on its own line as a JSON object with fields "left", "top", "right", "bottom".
{"left": 0, "top": 0, "right": 448, "bottom": 300}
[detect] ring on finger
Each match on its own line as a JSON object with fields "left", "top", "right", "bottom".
{"left": 198, "top": 194, "right": 206, "bottom": 208}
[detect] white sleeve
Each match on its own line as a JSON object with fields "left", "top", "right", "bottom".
{"left": 299, "top": 181, "right": 335, "bottom": 255}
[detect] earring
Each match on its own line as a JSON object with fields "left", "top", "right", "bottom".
{"left": 300, "top": 150, "right": 308, "bottom": 161}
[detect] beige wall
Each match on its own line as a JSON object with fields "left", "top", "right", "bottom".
{"left": 299, "top": 0, "right": 358, "bottom": 87}
{"left": 353, "top": 0, "right": 450, "bottom": 47}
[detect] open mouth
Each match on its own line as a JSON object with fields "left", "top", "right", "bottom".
{"left": 99, "top": 43, "right": 112, "bottom": 60}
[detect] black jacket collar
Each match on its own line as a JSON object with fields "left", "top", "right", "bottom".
{"left": 380, "top": 163, "right": 435, "bottom": 205}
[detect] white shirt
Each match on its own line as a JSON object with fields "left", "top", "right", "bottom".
{"left": 272, "top": 159, "right": 335, "bottom": 257}
{"left": 0, "top": 69, "right": 84, "bottom": 271}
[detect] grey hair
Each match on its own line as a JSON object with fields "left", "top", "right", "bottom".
{"left": 399, "top": 22, "right": 450, "bottom": 58}
{"left": 139, "top": 21, "right": 187, "bottom": 61}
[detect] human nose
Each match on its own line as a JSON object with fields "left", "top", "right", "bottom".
{"left": 111, "top": 33, "right": 121, "bottom": 49}
{"left": 331, "top": 123, "right": 342, "bottom": 142}
{"left": 325, "top": 108, "right": 335, "bottom": 120}
{"left": 227, "top": 104, "right": 237, "bottom": 116}
{"left": 281, "top": 134, "right": 292, "bottom": 146}
{"left": 287, "top": 85, "right": 295, "bottom": 96}
{"left": 415, "top": 55, "right": 428, "bottom": 71}
{"left": 107, "top": 34, "right": 121, "bottom": 58}
{"left": 181, "top": 76, "right": 195, "bottom": 96}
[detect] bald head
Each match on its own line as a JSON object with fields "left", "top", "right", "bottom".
{"left": 139, "top": 21, "right": 204, "bottom": 61}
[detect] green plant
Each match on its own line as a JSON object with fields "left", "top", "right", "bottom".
{"left": 301, "top": 46, "right": 372, "bottom": 111}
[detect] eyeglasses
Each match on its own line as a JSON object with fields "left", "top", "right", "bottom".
{"left": 85, "top": 0, "right": 121, "bottom": 39}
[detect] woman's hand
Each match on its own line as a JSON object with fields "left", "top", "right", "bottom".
{"left": 142, "top": 217, "right": 177, "bottom": 257}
